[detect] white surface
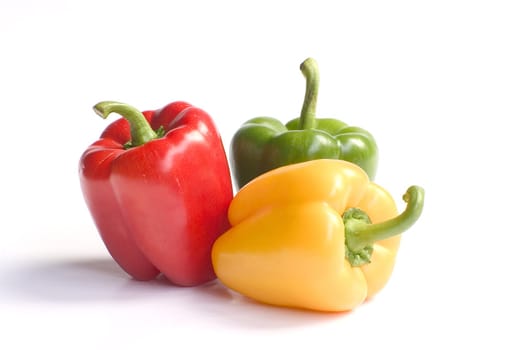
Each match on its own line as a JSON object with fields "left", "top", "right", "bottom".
{"left": 1, "top": 0, "right": 524, "bottom": 348}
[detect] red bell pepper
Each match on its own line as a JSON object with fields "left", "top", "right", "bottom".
{"left": 79, "top": 101, "right": 233, "bottom": 286}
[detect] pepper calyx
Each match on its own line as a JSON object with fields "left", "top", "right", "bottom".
{"left": 343, "top": 185, "right": 425, "bottom": 267}
{"left": 343, "top": 208, "right": 374, "bottom": 266}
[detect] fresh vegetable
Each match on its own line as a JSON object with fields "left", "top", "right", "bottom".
{"left": 79, "top": 101, "right": 233, "bottom": 286}
{"left": 230, "top": 58, "right": 378, "bottom": 189}
{"left": 212, "top": 159, "right": 424, "bottom": 312}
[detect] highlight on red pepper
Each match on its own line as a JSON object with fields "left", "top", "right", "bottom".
{"left": 212, "top": 159, "right": 424, "bottom": 312}
{"left": 79, "top": 100, "right": 233, "bottom": 286}
{"left": 230, "top": 57, "right": 379, "bottom": 189}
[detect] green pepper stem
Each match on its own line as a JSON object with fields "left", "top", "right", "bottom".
{"left": 93, "top": 101, "right": 158, "bottom": 147}
{"left": 299, "top": 57, "right": 319, "bottom": 130}
{"left": 344, "top": 186, "right": 425, "bottom": 266}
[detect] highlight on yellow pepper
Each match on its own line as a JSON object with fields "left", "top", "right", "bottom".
{"left": 211, "top": 159, "right": 425, "bottom": 312}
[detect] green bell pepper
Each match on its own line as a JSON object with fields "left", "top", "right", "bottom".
{"left": 230, "top": 57, "right": 379, "bottom": 189}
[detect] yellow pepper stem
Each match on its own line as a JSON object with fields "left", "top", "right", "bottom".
{"left": 343, "top": 185, "right": 425, "bottom": 267}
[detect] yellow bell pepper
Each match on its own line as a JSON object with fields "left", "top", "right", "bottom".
{"left": 211, "top": 159, "right": 424, "bottom": 312}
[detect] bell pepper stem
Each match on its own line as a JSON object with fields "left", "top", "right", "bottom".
{"left": 299, "top": 57, "right": 319, "bottom": 130}
{"left": 344, "top": 186, "right": 425, "bottom": 266}
{"left": 94, "top": 101, "right": 158, "bottom": 147}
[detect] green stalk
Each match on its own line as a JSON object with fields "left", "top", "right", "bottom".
{"left": 298, "top": 57, "right": 320, "bottom": 130}
{"left": 93, "top": 101, "right": 158, "bottom": 147}
{"left": 343, "top": 186, "right": 425, "bottom": 266}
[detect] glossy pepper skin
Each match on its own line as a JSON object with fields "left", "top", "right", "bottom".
{"left": 79, "top": 101, "right": 233, "bottom": 286}
{"left": 230, "top": 58, "right": 378, "bottom": 189}
{"left": 212, "top": 159, "right": 424, "bottom": 312}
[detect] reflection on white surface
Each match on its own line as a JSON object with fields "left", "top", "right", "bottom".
{"left": 2, "top": 255, "right": 347, "bottom": 333}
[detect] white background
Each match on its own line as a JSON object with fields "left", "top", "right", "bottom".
{"left": 1, "top": 0, "right": 524, "bottom": 348}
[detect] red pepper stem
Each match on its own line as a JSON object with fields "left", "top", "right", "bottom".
{"left": 298, "top": 57, "right": 319, "bottom": 130}
{"left": 93, "top": 101, "right": 158, "bottom": 147}
{"left": 343, "top": 186, "right": 425, "bottom": 267}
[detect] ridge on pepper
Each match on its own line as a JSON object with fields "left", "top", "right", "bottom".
{"left": 230, "top": 57, "right": 378, "bottom": 190}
